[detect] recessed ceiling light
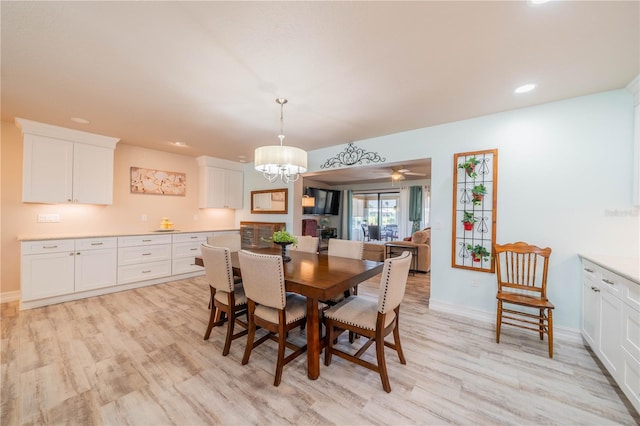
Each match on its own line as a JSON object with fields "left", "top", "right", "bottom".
{"left": 173, "top": 141, "right": 187, "bottom": 147}
{"left": 527, "top": 0, "right": 551, "bottom": 6}
{"left": 514, "top": 83, "right": 536, "bottom": 94}
{"left": 71, "top": 117, "right": 90, "bottom": 124}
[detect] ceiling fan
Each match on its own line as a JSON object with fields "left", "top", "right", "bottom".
{"left": 376, "top": 166, "right": 427, "bottom": 181}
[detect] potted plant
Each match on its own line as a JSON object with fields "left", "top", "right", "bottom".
{"left": 458, "top": 157, "right": 481, "bottom": 179}
{"left": 269, "top": 230, "right": 298, "bottom": 262}
{"left": 461, "top": 211, "right": 477, "bottom": 231}
{"left": 467, "top": 244, "right": 491, "bottom": 262}
{"left": 471, "top": 184, "right": 487, "bottom": 205}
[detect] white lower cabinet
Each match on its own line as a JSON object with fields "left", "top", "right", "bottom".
{"left": 20, "top": 231, "right": 231, "bottom": 309}
{"left": 580, "top": 258, "right": 640, "bottom": 413}
{"left": 172, "top": 232, "right": 211, "bottom": 275}
{"left": 117, "top": 235, "right": 172, "bottom": 285}
{"left": 21, "top": 237, "right": 117, "bottom": 301}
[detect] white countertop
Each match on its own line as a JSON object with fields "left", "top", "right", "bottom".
{"left": 18, "top": 229, "right": 239, "bottom": 242}
{"left": 579, "top": 253, "right": 640, "bottom": 284}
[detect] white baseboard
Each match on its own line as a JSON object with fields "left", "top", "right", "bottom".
{"left": 429, "top": 298, "right": 582, "bottom": 344}
{"left": 0, "top": 291, "right": 21, "bottom": 304}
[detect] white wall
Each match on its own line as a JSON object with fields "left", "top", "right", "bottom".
{"left": 300, "top": 90, "right": 637, "bottom": 330}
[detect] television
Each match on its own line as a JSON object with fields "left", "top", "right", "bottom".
{"left": 303, "top": 187, "right": 341, "bottom": 215}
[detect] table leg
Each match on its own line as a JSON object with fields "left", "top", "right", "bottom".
{"left": 306, "top": 297, "right": 320, "bottom": 380}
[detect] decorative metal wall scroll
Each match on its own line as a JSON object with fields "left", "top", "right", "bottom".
{"left": 451, "top": 149, "right": 498, "bottom": 272}
{"left": 320, "top": 142, "right": 386, "bottom": 169}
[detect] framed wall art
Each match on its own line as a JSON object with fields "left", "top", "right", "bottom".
{"left": 130, "top": 167, "right": 186, "bottom": 196}
{"left": 451, "top": 149, "right": 498, "bottom": 272}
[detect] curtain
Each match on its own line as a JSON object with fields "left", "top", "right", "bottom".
{"left": 398, "top": 186, "right": 410, "bottom": 239}
{"left": 409, "top": 185, "right": 423, "bottom": 233}
{"left": 346, "top": 189, "right": 353, "bottom": 240}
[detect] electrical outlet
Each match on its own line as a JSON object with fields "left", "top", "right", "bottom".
{"left": 471, "top": 279, "right": 479, "bottom": 288}
{"left": 37, "top": 213, "right": 60, "bottom": 223}
{"left": 193, "top": 214, "right": 198, "bottom": 221}
{"left": 141, "top": 214, "right": 148, "bottom": 222}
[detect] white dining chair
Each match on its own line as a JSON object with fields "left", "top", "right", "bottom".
{"left": 327, "top": 239, "right": 365, "bottom": 302}
{"left": 201, "top": 244, "right": 248, "bottom": 356}
{"left": 238, "top": 250, "right": 310, "bottom": 386}
{"left": 324, "top": 251, "right": 412, "bottom": 393}
{"left": 289, "top": 235, "right": 319, "bottom": 253}
{"left": 207, "top": 234, "right": 241, "bottom": 252}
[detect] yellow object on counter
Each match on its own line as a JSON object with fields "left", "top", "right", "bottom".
{"left": 161, "top": 217, "right": 173, "bottom": 230}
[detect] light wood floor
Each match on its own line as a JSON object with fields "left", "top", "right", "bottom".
{"left": 2, "top": 272, "right": 638, "bottom": 425}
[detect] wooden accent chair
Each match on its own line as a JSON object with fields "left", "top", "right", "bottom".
{"left": 201, "top": 244, "right": 248, "bottom": 356}
{"left": 289, "top": 235, "right": 319, "bottom": 253}
{"left": 238, "top": 250, "right": 311, "bottom": 386}
{"left": 494, "top": 242, "right": 554, "bottom": 357}
{"left": 324, "top": 251, "right": 412, "bottom": 393}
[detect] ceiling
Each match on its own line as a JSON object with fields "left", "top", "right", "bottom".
{"left": 2, "top": 1, "right": 638, "bottom": 180}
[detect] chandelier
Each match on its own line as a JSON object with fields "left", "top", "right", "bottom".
{"left": 254, "top": 98, "right": 307, "bottom": 183}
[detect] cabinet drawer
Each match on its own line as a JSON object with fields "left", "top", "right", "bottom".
{"left": 601, "top": 269, "right": 624, "bottom": 299}
{"left": 118, "top": 244, "right": 171, "bottom": 265}
{"left": 118, "top": 234, "right": 171, "bottom": 247}
{"left": 22, "top": 239, "right": 75, "bottom": 255}
{"left": 172, "top": 232, "right": 210, "bottom": 244}
{"left": 173, "top": 242, "right": 202, "bottom": 258}
{"left": 172, "top": 257, "right": 204, "bottom": 275}
{"left": 76, "top": 237, "right": 117, "bottom": 250}
{"left": 117, "top": 261, "right": 171, "bottom": 285}
{"left": 582, "top": 260, "right": 599, "bottom": 280}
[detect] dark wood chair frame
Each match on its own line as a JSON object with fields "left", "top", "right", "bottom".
{"left": 324, "top": 305, "right": 406, "bottom": 393}
{"left": 242, "top": 300, "right": 307, "bottom": 386}
{"left": 203, "top": 282, "right": 248, "bottom": 356}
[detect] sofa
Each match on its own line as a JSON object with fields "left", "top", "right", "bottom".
{"left": 363, "top": 241, "right": 386, "bottom": 261}
{"left": 386, "top": 228, "right": 431, "bottom": 273}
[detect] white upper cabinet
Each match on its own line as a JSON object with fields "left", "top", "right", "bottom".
{"left": 197, "top": 156, "right": 244, "bottom": 209}
{"left": 16, "top": 118, "right": 119, "bottom": 204}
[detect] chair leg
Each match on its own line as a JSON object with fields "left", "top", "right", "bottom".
{"left": 392, "top": 321, "right": 406, "bottom": 365}
{"left": 222, "top": 309, "right": 235, "bottom": 356}
{"left": 548, "top": 308, "right": 554, "bottom": 358}
{"left": 324, "top": 320, "right": 334, "bottom": 366}
{"left": 274, "top": 323, "right": 286, "bottom": 387}
{"left": 376, "top": 329, "right": 391, "bottom": 393}
{"left": 496, "top": 300, "right": 502, "bottom": 344}
{"left": 242, "top": 304, "right": 256, "bottom": 365}
{"left": 539, "top": 309, "right": 544, "bottom": 340}
{"left": 204, "top": 308, "right": 218, "bottom": 340}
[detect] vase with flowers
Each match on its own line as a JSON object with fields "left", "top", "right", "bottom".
{"left": 269, "top": 230, "right": 298, "bottom": 262}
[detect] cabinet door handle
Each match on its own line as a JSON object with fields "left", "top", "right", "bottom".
{"left": 190, "top": 248, "right": 198, "bottom": 251}
{"left": 602, "top": 279, "right": 615, "bottom": 285}
{"left": 43, "top": 245, "right": 58, "bottom": 249}
{"left": 591, "top": 286, "right": 600, "bottom": 292}
{"left": 190, "top": 236, "right": 198, "bottom": 239}
{"left": 91, "top": 242, "right": 104, "bottom": 246}
{"left": 142, "top": 270, "right": 151, "bottom": 273}
{"left": 142, "top": 253, "right": 152, "bottom": 256}
{"left": 69, "top": 252, "right": 75, "bottom": 256}
{"left": 76, "top": 252, "right": 81, "bottom": 255}
{"left": 583, "top": 268, "right": 594, "bottom": 273}
{"left": 142, "top": 239, "right": 152, "bottom": 242}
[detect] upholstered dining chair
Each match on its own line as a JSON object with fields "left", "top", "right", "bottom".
{"left": 494, "top": 242, "right": 554, "bottom": 357}
{"left": 324, "top": 251, "right": 412, "bottom": 393}
{"left": 289, "top": 235, "right": 319, "bottom": 253}
{"left": 201, "top": 244, "right": 248, "bottom": 356}
{"left": 207, "top": 234, "right": 241, "bottom": 252}
{"left": 238, "top": 250, "right": 310, "bottom": 386}
{"left": 328, "top": 239, "right": 364, "bottom": 300}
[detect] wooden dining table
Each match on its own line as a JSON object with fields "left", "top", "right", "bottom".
{"left": 195, "top": 247, "right": 384, "bottom": 380}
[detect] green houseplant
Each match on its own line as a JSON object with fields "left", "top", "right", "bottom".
{"left": 471, "top": 184, "right": 487, "bottom": 205}
{"left": 458, "top": 157, "right": 481, "bottom": 179}
{"left": 467, "top": 244, "right": 491, "bottom": 262}
{"left": 461, "top": 211, "right": 477, "bottom": 231}
{"left": 268, "top": 230, "right": 298, "bottom": 262}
